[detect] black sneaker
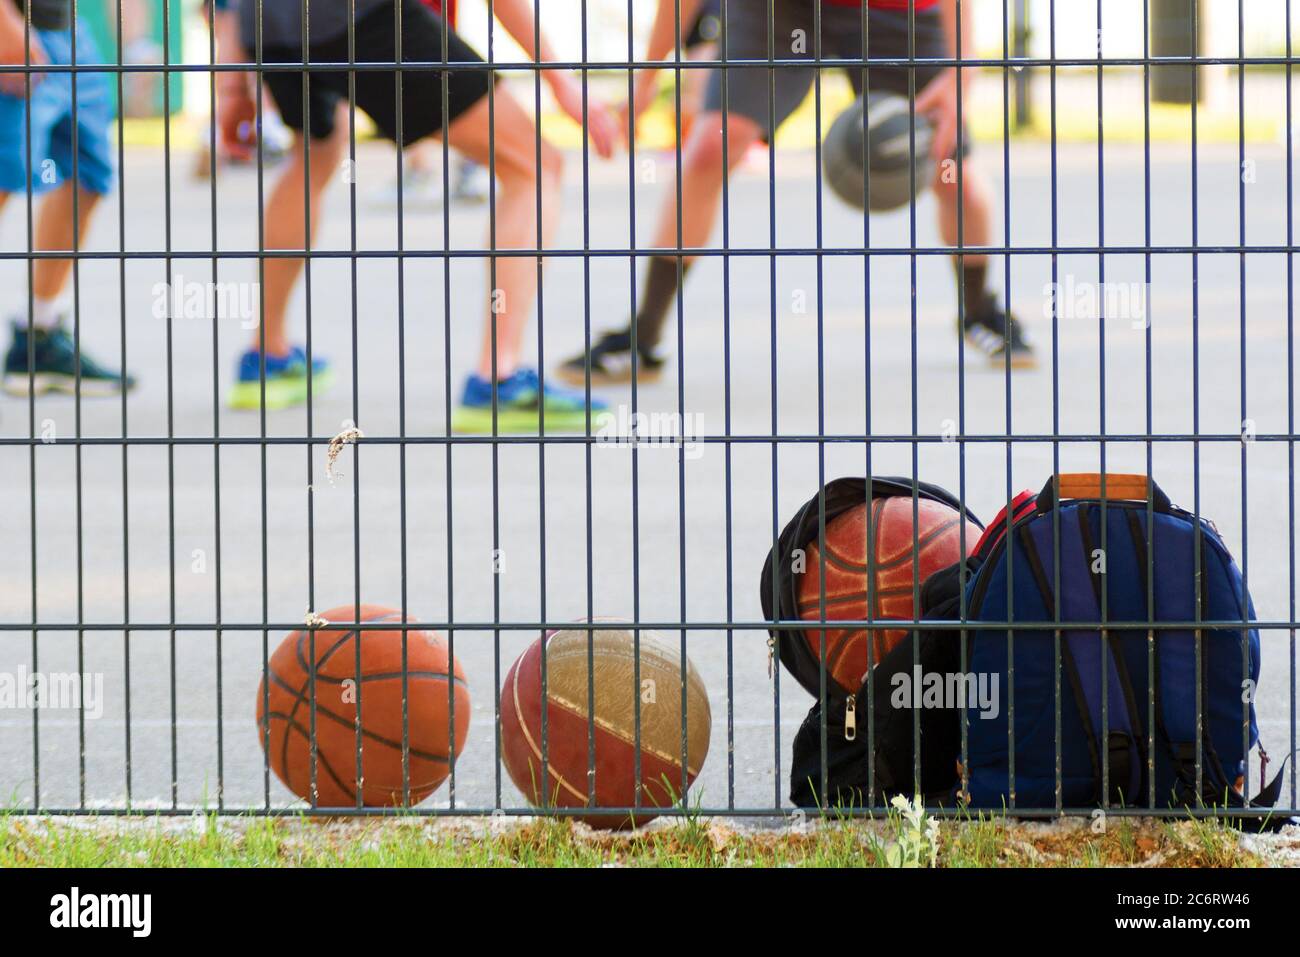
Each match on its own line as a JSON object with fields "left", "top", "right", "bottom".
{"left": 2, "top": 322, "right": 136, "bottom": 397}
{"left": 962, "top": 306, "right": 1037, "bottom": 370}
{"left": 555, "top": 328, "right": 667, "bottom": 388}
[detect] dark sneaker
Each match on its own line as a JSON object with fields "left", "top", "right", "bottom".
{"left": 962, "top": 306, "right": 1037, "bottom": 370}
{"left": 555, "top": 328, "right": 667, "bottom": 388}
{"left": 450, "top": 367, "right": 607, "bottom": 434}
{"left": 2, "top": 322, "right": 135, "bottom": 397}
{"left": 229, "top": 345, "right": 332, "bottom": 410}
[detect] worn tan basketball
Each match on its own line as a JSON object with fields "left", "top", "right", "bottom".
{"left": 500, "top": 622, "right": 711, "bottom": 829}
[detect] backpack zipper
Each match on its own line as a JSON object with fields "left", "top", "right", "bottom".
{"left": 844, "top": 693, "right": 857, "bottom": 741}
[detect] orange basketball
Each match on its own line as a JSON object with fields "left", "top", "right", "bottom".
{"left": 500, "top": 622, "right": 711, "bottom": 829}
{"left": 796, "top": 497, "right": 980, "bottom": 695}
{"left": 256, "top": 604, "right": 470, "bottom": 808}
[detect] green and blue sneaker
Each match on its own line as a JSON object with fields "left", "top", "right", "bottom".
{"left": 2, "top": 322, "right": 135, "bottom": 397}
{"left": 229, "top": 346, "right": 333, "bottom": 410}
{"left": 450, "top": 367, "right": 606, "bottom": 434}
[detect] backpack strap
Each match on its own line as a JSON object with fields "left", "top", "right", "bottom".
{"left": 1124, "top": 507, "right": 1243, "bottom": 807}
{"left": 1036, "top": 473, "right": 1172, "bottom": 515}
{"left": 1076, "top": 504, "right": 1150, "bottom": 795}
{"left": 1021, "top": 508, "right": 1143, "bottom": 805}
{"left": 1016, "top": 524, "right": 1104, "bottom": 795}
{"left": 972, "top": 489, "right": 1037, "bottom": 559}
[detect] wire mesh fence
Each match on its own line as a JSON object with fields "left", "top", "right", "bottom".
{"left": 0, "top": 0, "right": 1297, "bottom": 822}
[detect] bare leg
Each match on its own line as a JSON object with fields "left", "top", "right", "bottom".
{"left": 404, "top": 138, "right": 437, "bottom": 176}
{"left": 648, "top": 110, "right": 764, "bottom": 257}
{"left": 933, "top": 157, "right": 993, "bottom": 272}
{"left": 256, "top": 121, "right": 348, "bottom": 356}
{"left": 31, "top": 182, "right": 102, "bottom": 303}
{"left": 445, "top": 84, "right": 564, "bottom": 380}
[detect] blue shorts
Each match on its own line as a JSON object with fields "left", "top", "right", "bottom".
{"left": 0, "top": 21, "right": 115, "bottom": 197}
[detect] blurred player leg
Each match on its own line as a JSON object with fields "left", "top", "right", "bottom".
{"left": 1, "top": 10, "right": 131, "bottom": 397}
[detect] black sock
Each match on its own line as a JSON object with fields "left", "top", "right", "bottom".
{"left": 957, "top": 260, "right": 995, "bottom": 322}
{"left": 630, "top": 256, "right": 690, "bottom": 351}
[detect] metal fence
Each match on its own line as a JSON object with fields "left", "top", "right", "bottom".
{"left": 1, "top": 0, "right": 1297, "bottom": 822}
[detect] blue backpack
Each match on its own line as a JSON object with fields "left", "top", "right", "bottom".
{"left": 952, "top": 473, "right": 1280, "bottom": 811}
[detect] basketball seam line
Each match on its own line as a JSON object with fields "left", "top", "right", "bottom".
{"left": 283, "top": 612, "right": 401, "bottom": 744}
{"left": 546, "top": 692, "right": 704, "bottom": 778}
{"left": 268, "top": 711, "right": 446, "bottom": 802}
{"left": 268, "top": 668, "right": 454, "bottom": 765}
{"left": 511, "top": 655, "right": 589, "bottom": 805}
{"left": 813, "top": 515, "right": 960, "bottom": 575}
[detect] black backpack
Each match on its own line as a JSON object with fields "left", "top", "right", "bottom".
{"left": 759, "top": 476, "right": 983, "bottom": 808}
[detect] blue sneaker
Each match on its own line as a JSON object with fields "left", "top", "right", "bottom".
{"left": 450, "top": 367, "right": 606, "bottom": 434}
{"left": 2, "top": 322, "right": 135, "bottom": 397}
{"left": 229, "top": 346, "right": 332, "bottom": 410}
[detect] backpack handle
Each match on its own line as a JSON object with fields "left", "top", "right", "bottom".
{"left": 1036, "top": 473, "right": 1171, "bottom": 513}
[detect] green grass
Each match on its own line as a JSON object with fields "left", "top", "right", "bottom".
{"left": 0, "top": 804, "right": 1278, "bottom": 868}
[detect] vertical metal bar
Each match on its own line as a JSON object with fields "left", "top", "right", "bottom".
{"left": 1096, "top": 0, "right": 1110, "bottom": 810}
{"left": 255, "top": 0, "right": 272, "bottom": 814}
{"left": 1286, "top": 0, "right": 1298, "bottom": 811}
{"left": 1236, "top": 0, "right": 1251, "bottom": 802}
{"left": 1045, "top": 0, "right": 1064, "bottom": 818}
{"left": 907, "top": 0, "right": 922, "bottom": 800}
{"left": 951, "top": 0, "right": 972, "bottom": 806}
{"left": 115, "top": 0, "right": 132, "bottom": 807}
{"left": 301, "top": 0, "right": 319, "bottom": 812}
{"left": 532, "top": 0, "right": 550, "bottom": 815}
{"left": 164, "top": 0, "right": 178, "bottom": 811}
{"left": 1190, "top": 0, "right": 1204, "bottom": 804}
{"left": 627, "top": 0, "right": 644, "bottom": 818}
{"left": 349, "top": 0, "right": 366, "bottom": 814}
{"left": 765, "top": 0, "right": 782, "bottom": 815}
{"left": 207, "top": 0, "right": 226, "bottom": 812}
{"left": 486, "top": 0, "right": 503, "bottom": 814}
{"left": 813, "top": 0, "right": 830, "bottom": 814}
{"left": 862, "top": 0, "right": 877, "bottom": 811}
{"left": 438, "top": 0, "right": 454, "bottom": 812}
{"left": 719, "top": 0, "right": 736, "bottom": 811}
{"left": 672, "top": 0, "right": 690, "bottom": 809}
{"left": 69, "top": 4, "right": 86, "bottom": 810}
{"left": 580, "top": 0, "right": 595, "bottom": 812}
{"left": 21, "top": 0, "right": 39, "bottom": 816}
{"left": 1143, "top": 0, "right": 1157, "bottom": 811}
{"left": 387, "top": 0, "right": 408, "bottom": 811}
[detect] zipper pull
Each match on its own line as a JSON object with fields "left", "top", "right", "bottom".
{"left": 766, "top": 636, "right": 775, "bottom": 680}
{"left": 844, "top": 693, "right": 857, "bottom": 741}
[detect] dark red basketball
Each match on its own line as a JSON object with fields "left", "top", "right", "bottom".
{"left": 500, "top": 623, "right": 711, "bottom": 829}
{"left": 256, "top": 604, "right": 470, "bottom": 808}
{"left": 796, "top": 497, "right": 981, "bottom": 695}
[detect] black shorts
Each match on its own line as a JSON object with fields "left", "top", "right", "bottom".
{"left": 260, "top": 0, "right": 491, "bottom": 146}
{"left": 705, "top": 1, "right": 969, "bottom": 151}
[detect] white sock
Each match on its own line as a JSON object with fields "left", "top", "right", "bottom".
{"left": 25, "top": 297, "right": 66, "bottom": 330}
